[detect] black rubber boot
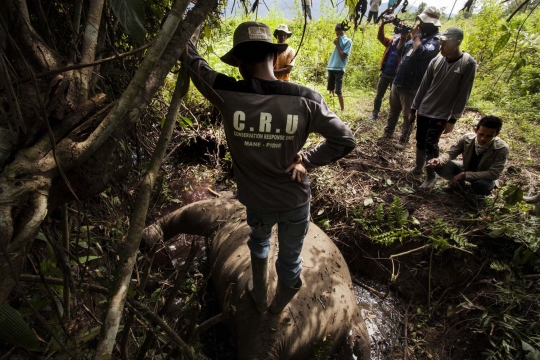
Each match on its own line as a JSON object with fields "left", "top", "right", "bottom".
{"left": 248, "top": 256, "right": 268, "bottom": 313}
{"left": 269, "top": 278, "right": 302, "bottom": 314}
{"left": 408, "top": 149, "right": 426, "bottom": 175}
{"left": 420, "top": 167, "right": 437, "bottom": 189}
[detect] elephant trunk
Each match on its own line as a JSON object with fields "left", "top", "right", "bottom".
{"left": 142, "top": 196, "right": 244, "bottom": 248}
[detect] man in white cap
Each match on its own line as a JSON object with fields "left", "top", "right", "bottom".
{"left": 273, "top": 24, "right": 296, "bottom": 82}
{"left": 380, "top": 6, "right": 441, "bottom": 148}
{"left": 409, "top": 27, "right": 477, "bottom": 188}
{"left": 187, "top": 22, "right": 356, "bottom": 314}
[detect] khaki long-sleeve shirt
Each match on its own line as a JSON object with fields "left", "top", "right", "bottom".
{"left": 438, "top": 133, "right": 509, "bottom": 181}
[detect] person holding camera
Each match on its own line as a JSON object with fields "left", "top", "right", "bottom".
{"left": 369, "top": 15, "right": 406, "bottom": 121}
{"left": 379, "top": 6, "right": 441, "bottom": 147}
{"left": 427, "top": 116, "right": 508, "bottom": 195}
{"left": 408, "top": 27, "right": 477, "bottom": 189}
{"left": 327, "top": 22, "right": 353, "bottom": 111}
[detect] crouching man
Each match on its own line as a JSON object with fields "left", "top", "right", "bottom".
{"left": 427, "top": 116, "right": 509, "bottom": 195}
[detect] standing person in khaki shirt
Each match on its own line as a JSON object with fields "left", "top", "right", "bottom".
{"left": 273, "top": 24, "right": 296, "bottom": 82}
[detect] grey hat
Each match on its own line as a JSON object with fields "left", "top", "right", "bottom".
{"left": 417, "top": 6, "right": 442, "bottom": 27}
{"left": 435, "top": 27, "right": 464, "bottom": 41}
{"left": 220, "top": 22, "right": 288, "bottom": 67}
{"left": 273, "top": 24, "right": 293, "bottom": 38}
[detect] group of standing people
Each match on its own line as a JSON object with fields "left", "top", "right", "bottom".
{"left": 370, "top": 6, "right": 508, "bottom": 194}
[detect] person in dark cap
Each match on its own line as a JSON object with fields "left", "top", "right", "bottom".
{"left": 327, "top": 22, "right": 353, "bottom": 111}
{"left": 380, "top": 6, "right": 441, "bottom": 148}
{"left": 273, "top": 24, "right": 296, "bottom": 81}
{"left": 187, "top": 22, "right": 356, "bottom": 314}
{"left": 408, "top": 27, "right": 477, "bottom": 189}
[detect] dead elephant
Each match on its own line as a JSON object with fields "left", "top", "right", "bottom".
{"left": 143, "top": 197, "right": 370, "bottom": 359}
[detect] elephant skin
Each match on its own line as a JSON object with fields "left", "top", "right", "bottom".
{"left": 143, "top": 196, "right": 370, "bottom": 359}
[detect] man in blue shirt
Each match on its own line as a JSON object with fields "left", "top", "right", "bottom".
{"left": 327, "top": 23, "right": 353, "bottom": 111}
{"left": 380, "top": 7, "right": 441, "bottom": 148}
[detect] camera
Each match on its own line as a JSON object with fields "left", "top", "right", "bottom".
{"left": 383, "top": 15, "right": 413, "bottom": 34}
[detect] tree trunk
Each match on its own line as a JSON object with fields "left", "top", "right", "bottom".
{"left": 80, "top": 0, "right": 105, "bottom": 102}
{"left": 0, "top": 0, "right": 217, "bottom": 306}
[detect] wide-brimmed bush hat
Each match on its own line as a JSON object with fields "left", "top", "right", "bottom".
{"left": 273, "top": 24, "right": 292, "bottom": 38}
{"left": 416, "top": 6, "right": 442, "bottom": 27}
{"left": 220, "top": 22, "right": 288, "bottom": 67}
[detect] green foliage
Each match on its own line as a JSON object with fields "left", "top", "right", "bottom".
{"left": 429, "top": 218, "right": 476, "bottom": 252}
{"left": 503, "top": 184, "right": 524, "bottom": 206}
{"left": 354, "top": 196, "right": 421, "bottom": 245}
{"left": 451, "top": 0, "right": 540, "bottom": 145}
{"left": 493, "top": 25, "right": 511, "bottom": 56}
{"left": 450, "top": 186, "right": 540, "bottom": 359}
{"left": 371, "top": 227, "right": 422, "bottom": 246}
{"left": 0, "top": 303, "right": 41, "bottom": 351}
{"left": 354, "top": 195, "right": 476, "bottom": 254}
{"left": 458, "top": 279, "right": 540, "bottom": 360}
{"left": 485, "top": 185, "right": 540, "bottom": 258}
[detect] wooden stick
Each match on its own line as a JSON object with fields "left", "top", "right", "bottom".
{"left": 14, "top": 43, "right": 153, "bottom": 84}
{"left": 206, "top": 187, "right": 221, "bottom": 197}
{"left": 192, "top": 283, "right": 234, "bottom": 337}
{"left": 403, "top": 308, "right": 409, "bottom": 360}
{"left": 390, "top": 244, "right": 431, "bottom": 259}
{"left": 352, "top": 277, "right": 386, "bottom": 299}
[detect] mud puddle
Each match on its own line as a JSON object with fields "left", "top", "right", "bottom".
{"left": 354, "top": 277, "right": 403, "bottom": 359}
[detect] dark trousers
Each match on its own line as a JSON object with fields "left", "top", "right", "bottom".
{"left": 384, "top": 84, "right": 416, "bottom": 143}
{"left": 367, "top": 11, "right": 378, "bottom": 23}
{"left": 416, "top": 115, "right": 447, "bottom": 162}
{"left": 303, "top": 5, "right": 312, "bottom": 20}
{"left": 435, "top": 160, "right": 496, "bottom": 195}
{"left": 373, "top": 73, "right": 394, "bottom": 114}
